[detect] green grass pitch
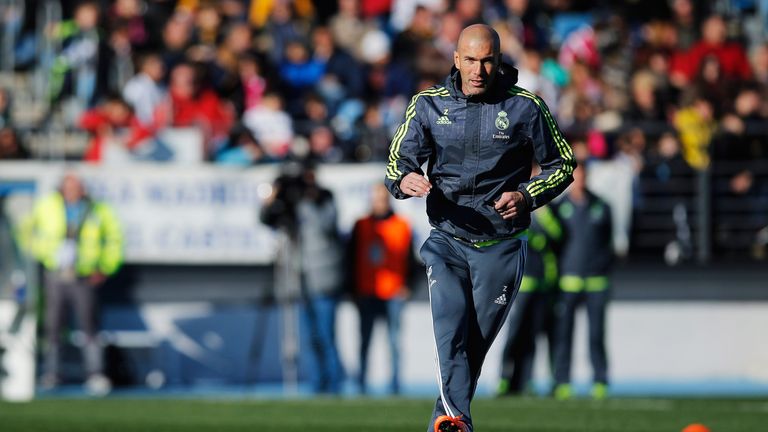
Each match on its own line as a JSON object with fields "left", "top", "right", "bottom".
{"left": 1, "top": 397, "right": 767, "bottom": 431}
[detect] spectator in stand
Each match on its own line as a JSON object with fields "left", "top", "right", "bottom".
{"left": 454, "top": 0, "right": 485, "bottom": 26}
{"left": 635, "top": 20, "right": 679, "bottom": 72}
{"left": 434, "top": 12, "right": 464, "bottom": 65}
{"left": 692, "top": 55, "right": 733, "bottom": 114}
{"left": 190, "top": 3, "right": 221, "bottom": 56}
{"left": 48, "top": 1, "right": 110, "bottom": 109}
{"left": 750, "top": 42, "right": 768, "bottom": 86}
{"left": 624, "top": 70, "right": 668, "bottom": 126}
{"left": 488, "top": 0, "right": 549, "bottom": 51}
{"left": 243, "top": 92, "right": 294, "bottom": 159}
{"left": 360, "top": 29, "right": 414, "bottom": 99}
{"left": 209, "top": 22, "right": 255, "bottom": 115}
{"left": 259, "top": 0, "right": 309, "bottom": 66}
{"left": 307, "top": 125, "right": 343, "bottom": 163}
{"left": 558, "top": 62, "right": 603, "bottom": 134}
{"left": 392, "top": 6, "right": 436, "bottom": 66}
{"left": 363, "top": 0, "right": 394, "bottom": 21}
{"left": 214, "top": 124, "right": 270, "bottom": 166}
{"left": 108, "top": 0, "right": 150, "bottom": 51}
{"left": 312, "top": 26, "right": 364, "bottom": 100}
{"left": 673, "top": 93, "right": 716, "bottom": 170}
{"left": 217, "top": 0, "right": 248, "bottom": 28}
{"left": 160, "top": 13, "right": 193, "bottom": 79}
{"left": 279, "top": 39, "right": 325, "bottom": 116}
{"left": 79, "top": 94, "right": 153, "bottom": 163}
{"left": 348, "top": 182, "right": 415, "bottom": 395}
{"left": 672, "top": 14, "right": 752, "bottom": 87}
{"left": 562, "top": 97, "right": 599, "bottom": 139}
{"left": 330, "top": 0, "right": 374, "bottom": 61}
{"left": 516, "top": 47, "right": 559, "bottom": 111}
{"left": 352, "top": 101, "right": 390, "bottom": 162}
{"left": 0, "top": 128, "right": 29, "bottom": 160}
{"left": 712, "top": 87, "right": 768, "bottom": 208}
{"left": 0, "top": 88, "right": 11, "bottom": 128}
{"left": 615, "top": 128, "right": 648, "bottom": 208}
{"left": 122, "top": 52, "right": 167, "bottom": 125}
{"left": 237, "top": 54, "right": 268, "bottom": 112}
{"left": 294, "top": 92, "right": 331, "bottom": 138}
{"left": 644, "top": 131, "right": 692, "bottom": 184}
{"left": 153, "top": 62, "right": 234, "bottom": 159}
{"left": 492, "top": 18, "right": 524, "bottom": 64}
{"left": 669, "top": 0, "right": 701, "bottom": 50}
{"left": 558, "top": 26, "right": 601, "bottom": 73}
{"left": 108, "top": 22, "right": 138, "bottom": 93}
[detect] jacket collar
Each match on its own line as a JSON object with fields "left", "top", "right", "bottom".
{"left": 446, "top": 62, "right": 519, "bottom": 103}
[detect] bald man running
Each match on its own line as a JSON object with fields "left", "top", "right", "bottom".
{"left": 385, "top": 24, "right": 575, "bottom": 432}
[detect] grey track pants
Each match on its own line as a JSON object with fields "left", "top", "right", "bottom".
{"left": 420, "top": 229, "right": 527, "bottom": 432}
{"left": 44, "top": 272, "right": 103, "bottom": 379}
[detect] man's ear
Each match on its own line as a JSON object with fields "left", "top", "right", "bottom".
{"left": 453, "top": 51, "right": 460, "bottom": 70}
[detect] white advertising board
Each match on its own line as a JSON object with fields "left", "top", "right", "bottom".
{"left": 0, "top": 162, "right": 430, "bottom": 264}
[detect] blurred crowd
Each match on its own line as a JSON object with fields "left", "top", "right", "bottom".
{"left": 0, "top": 0, "right": 765, "bottom": 169}
{"left": 0, "top": 0, "right": 767, "bottom": 257}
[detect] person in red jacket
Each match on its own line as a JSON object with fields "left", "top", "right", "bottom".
{"left": 153, "top": 62, "right": 234, "bottom": 159}
{"left": 671, "top": 14, "right": 752, "bottom": 86}
{"left": 349, "top": 182, "right": 415, "bottom": 395}
{"left": 79, "top": 95, "right": 153, "bottom": 163}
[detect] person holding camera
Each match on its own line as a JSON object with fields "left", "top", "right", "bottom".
{"left": 260, "top": 160, "right": 345, "bottom": 394}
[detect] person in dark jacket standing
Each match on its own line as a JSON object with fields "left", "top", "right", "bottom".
{"left": 551, "top": 164, "right": 613, "bottom": 400}
{"left": 384, "top": 24, "right": 575, "bottom": 432}
{"left": 497, "top": 203, "right": 561, "bottom": 396}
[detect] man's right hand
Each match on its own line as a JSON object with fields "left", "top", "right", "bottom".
{"left": 399, "top": 172, "right": 432, "bottom": 197}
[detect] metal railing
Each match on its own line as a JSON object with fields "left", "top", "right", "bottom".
{"left": 632, "top": 126, "right": 768, "bottom": 263}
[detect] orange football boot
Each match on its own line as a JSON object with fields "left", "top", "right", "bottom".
{"left": 434, "top": 415, "right": 468, "bottom": 432}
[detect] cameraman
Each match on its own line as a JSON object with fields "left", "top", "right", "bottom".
{"left": 260, "top": 160, "right": 345, "bottom": 394}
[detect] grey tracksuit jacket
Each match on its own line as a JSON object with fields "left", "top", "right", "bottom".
{"left": 385, "top": 64, "right": 576, "bottom": 240}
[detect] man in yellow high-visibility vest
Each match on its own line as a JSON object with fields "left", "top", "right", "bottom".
{"left": 20, "top": 173, "right": 123, "bottom": 395}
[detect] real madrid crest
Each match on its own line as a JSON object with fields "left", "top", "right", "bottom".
{"left": 495, "top": 110, "right": 509, "bottom": 130}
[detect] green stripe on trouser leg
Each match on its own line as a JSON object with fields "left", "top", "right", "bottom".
{"left": 559, "top": 275, "right": 609, "bottom": 292}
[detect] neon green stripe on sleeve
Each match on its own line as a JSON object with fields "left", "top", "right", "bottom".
{"left": 386, "top": 87, "right": 450, "bottom": 180}
{"left": 508, "top": 87, "right": 575, "bottom": 198}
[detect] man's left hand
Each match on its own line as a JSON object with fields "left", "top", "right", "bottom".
{"left": 494, "top": 191, "right": 528, "bottom": 220}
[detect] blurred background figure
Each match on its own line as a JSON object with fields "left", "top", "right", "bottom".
{"left": 47, "top": 1, "right": 108, "bottom": 113}
{"left": 0, "top": 127, "right": 30, "bottom": 160}
{"left": 152, "top": 62, "right": 234, "bottom": 160}
{"left": 78, "top": 94, "right": 154, "bottom": 163}
{"left": 243, "top": 92, "right": 294, "bottom": 159}
{"left": 0, "top": 88, "right": 11, "bottom": 128}
{"left": 213, "top": 123, "right": 271, "bottom": 166}
{"left": 498, "top": 203, "right": 560, "bottom": 396}
{"left": 551, "top": 164, "right": 614, "bottom": 401}
{"left": 348, "top": 183, "right": 415, "bottom": 395}
{"left": 19, "top": 173, "right": 123, "bottom": 396}
{"left": 122, "top": 52, "right": 166, "bottom": 126}
{"left": 260, "top": 160, "right": 345, "bottom": 394}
